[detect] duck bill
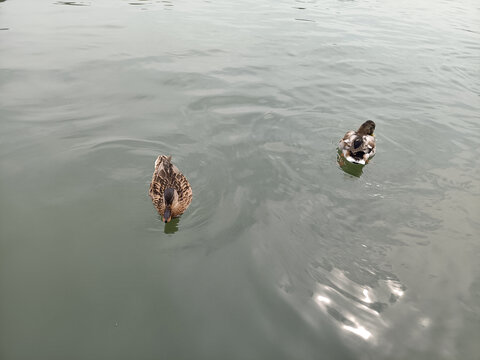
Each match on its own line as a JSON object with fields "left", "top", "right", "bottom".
{"left": 163, "top": 208, "right": 172, "bottom": 223}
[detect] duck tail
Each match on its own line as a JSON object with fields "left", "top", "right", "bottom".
{"left": 154, "top": 155, "right": 174, "bottom": 178}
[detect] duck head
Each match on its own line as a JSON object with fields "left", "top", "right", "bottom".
{"left": 358, "top": 120, "right": 376, "bottom": 136}
{"left": 163, "top": 187, "right": 175, "bottom": 223}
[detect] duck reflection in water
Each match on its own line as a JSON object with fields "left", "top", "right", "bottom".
{"left": 337, "top": 151, "right": 364, "bottom": 177}
{"left": 164, "top": 217, "right": 180, "bottom": 234}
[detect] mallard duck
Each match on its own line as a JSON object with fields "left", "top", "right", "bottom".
{"left": 149, "top": 155, "right": 193, "bottom": 223}
{"left": 338, "top": 120, "right": 376, "bottom": 165}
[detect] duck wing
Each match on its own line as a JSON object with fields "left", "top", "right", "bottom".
{"left": 149, "top": 155, "right": 173, "bottom": 212}
{"left": 339, "top": 130, "right": 356, "bottom": 149}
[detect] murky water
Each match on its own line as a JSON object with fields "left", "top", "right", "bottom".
{"left": 1, "top": 0, "right": 479, "bottom": 359}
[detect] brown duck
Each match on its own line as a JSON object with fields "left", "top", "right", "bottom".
{"left": 338, "top": 120, "right": 376, "bottom": 165}
{"left": 149, "top": 155, "right": 193, "bottom": 223}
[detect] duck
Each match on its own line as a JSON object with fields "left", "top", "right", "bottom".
{"left": 338, "top": 120, "right": 376, "bottom": 165}
{"left": 149, "top": 155, "right": 193, "bottom": 223}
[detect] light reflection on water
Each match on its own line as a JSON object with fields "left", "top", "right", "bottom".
{"left": 313, "top": 269, "right": 406, "bottom": 343}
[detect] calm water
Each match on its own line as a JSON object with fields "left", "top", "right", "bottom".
{"left": 1, "top": 0, "right": 479, "bottom": 359}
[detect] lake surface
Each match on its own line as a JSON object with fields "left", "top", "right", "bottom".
{"left": 1, "top": 0, "right": 479, "bottom": 359}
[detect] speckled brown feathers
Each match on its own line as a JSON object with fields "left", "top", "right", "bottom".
{"left": 149, "top": 155, "right": 192, "bottom": 221}
{"left": 338, "top": 120, "right": 376, "bottom": 165}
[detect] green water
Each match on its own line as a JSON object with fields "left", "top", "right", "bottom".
{"left": 1, "top": 0, "right": 479, "bottom": 359}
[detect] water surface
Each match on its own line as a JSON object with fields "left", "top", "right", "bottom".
{"left": 1, "top": 0, "right": 479, "bottom": 359}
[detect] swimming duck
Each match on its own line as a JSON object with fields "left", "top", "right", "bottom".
{"left": 149, "top": 155, "right": 193, "bottom": 223}
{"left": 338, "top": 120, "right": 376, "bottom": 165}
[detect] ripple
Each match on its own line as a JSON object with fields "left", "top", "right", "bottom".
{"left": 55, "top": 1, "right": 89, "bottom": 6}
